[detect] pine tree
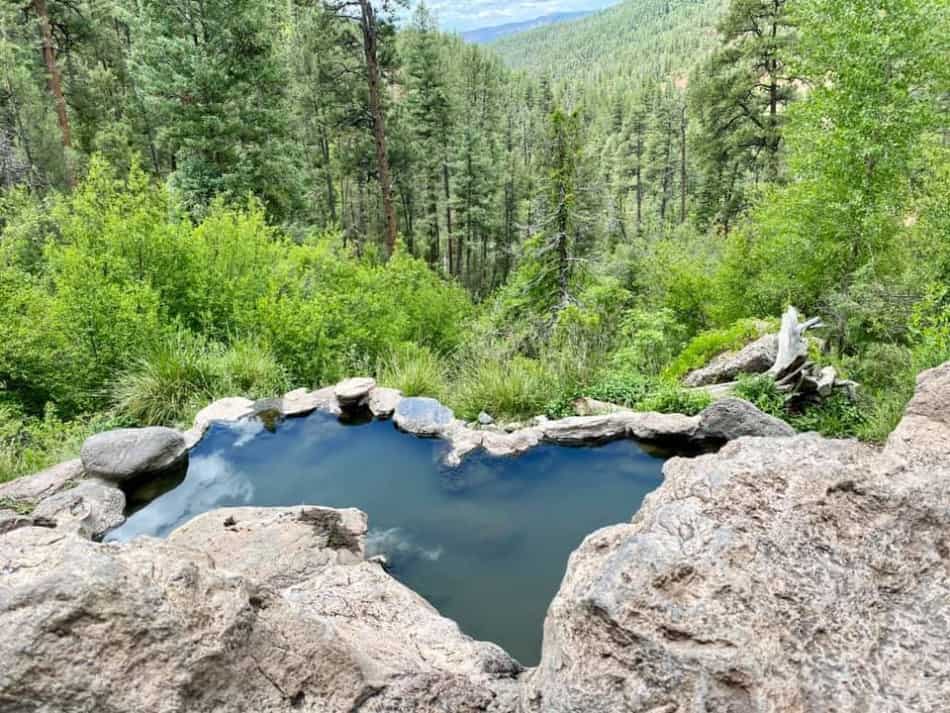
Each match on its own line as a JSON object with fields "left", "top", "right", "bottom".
{"left": 128, "top": 0, "right": 295, "bottom": 218}
{"left": 690, "top": 0, "right": 797, "bottom": 231}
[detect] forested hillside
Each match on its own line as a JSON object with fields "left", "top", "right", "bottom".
{"left": 0, "top": 0, "right": 947, "bottom": 482}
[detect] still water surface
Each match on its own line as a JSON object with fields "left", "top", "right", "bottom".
{"left": 108, "top": 411, "right": 666, "bottom": 664}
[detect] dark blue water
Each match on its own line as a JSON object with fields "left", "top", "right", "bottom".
{"left": 108, "top": 411, "right": 667, "bottom": 664}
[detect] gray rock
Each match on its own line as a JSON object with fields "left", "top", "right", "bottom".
{"left": 168, "top": 506, "right": 367, "bottom": 588}
{"left": 541, "top": 413, "right": 638, "bottom": 445}
{"left": 626, "top": 411, "right": 700, "bottom": 442}
{"left": 0, "top": 504, "right": 521, "bottom": 712}
{"left": 478, "top": 411, "right": 494, "bottom": 426}
{"left": 695, "top": 397, "right": 795, "bottom": 441}
{"left": 525, "top": 365, "right": 950, "bottom": 713}
{"left": 0, "top": 459, "right": 84, "bottom": 506}
{"left": 683, "top": 333, "right": 778, "bottom": 387}
{"left": 193, "top": 396, "right": 255, "bottom": 435}
{"left": 80, "top": 427, "right": 187, "bottom": 483}
{"left": 282, "top": 386, "right": 340, "bottom": 417}
{"left": 368, "top": 387, "right": 402, "bottom": 419}
{"left": 30, "top": 478, "right": 125, "bottom": 539}
{"left": 334, "top": 377, "right": 376, "bottom": 405}
{"left": 394, "top": 397, "right": 454, "bottom": 437}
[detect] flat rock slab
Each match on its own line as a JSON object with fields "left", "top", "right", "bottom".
{"left": 282, "top": 386, "right": 340, "bottom": 417}
{"left": 168, "top": 506, "right": 368, "bottom": 589}
{"left": 334, "top": 377, "right": 376, "bottom": 404}
{"left": 394, "top": 397, "right": 455, "bottom": 437}
{"left": 0, "top": 458, "right": 84, "bottom": 506}
{"left": 368, "top": 387, "right": 402, "bottom": 418}
{"left": 193, "top": 397, "right": 255, "bottom": 435}
{"left": 696, "top": 397, "right": 795, "bottom": 441}
{"left": 541, "top": 413, "right": 638, "bottom": 444}
{"left": 80, "top": 427, "right": 187, "bottom": 483}
{"left": 30, "top": 478, "right": 125, "bottom": 539}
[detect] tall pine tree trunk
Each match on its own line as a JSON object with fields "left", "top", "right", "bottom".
{"left": 32, "top": 0, "right": 73, "bottom": 187}
{"left": 443, "top": 160, "right": 454, "bottom": 274}
{"left": 679, "top": 105, "right": 687, "bottom": 223}
{"left": 358, "top": 0, "right": 397, "bottom": 256}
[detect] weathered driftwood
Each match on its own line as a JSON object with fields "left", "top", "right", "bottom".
{"left": 768, "top": 307, "right": 824, "bottom": 381}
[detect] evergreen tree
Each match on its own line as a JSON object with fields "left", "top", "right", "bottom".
{"left": 690, "top": 0, "right": 797, "bottom": 231}
{"left": 127, "top": 0, "right": 296, "bottom": 218}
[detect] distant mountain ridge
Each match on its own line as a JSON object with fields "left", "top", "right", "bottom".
{"left": 460, "top": 11, "right": 595, "bottom": 45}
{"left": 486, "top": 0, "right": 727, "bottom": 86}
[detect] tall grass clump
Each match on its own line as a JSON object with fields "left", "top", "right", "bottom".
{"left": 113, "top": 331, "right": 287, "bottom": 426}
{"left": 451, "top": 351, "right": 556, "bottom": 422}
{"left": 377, "top": 344, "right": 446, "bottom": 398}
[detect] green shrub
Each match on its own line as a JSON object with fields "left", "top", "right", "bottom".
{"left": 733, "top": 374, "right": 786, "bottom": 418}
{"left": 212, "top": 338, "right": 289, "bottom": 397}
{"left": 112, "top": 330, "right": 220, "bottom": 426}
{"left": 378, "top": 344, "right": 446, "bottom": 398}
{"left": 0, "top": 405, "right": 130, "bottom": 484}
{"left": 664, "top": 318, "right": 777, "bottom": 381}
{"left": 635, "top": 384, "right": 712, "bottom": 416}
{"left": 452, "top": 354, "right": 555, "bottom": 422}
{"left": 609, "top": 308, "right": 688, "bottom": 376}
{"left": 789, "top": 392, "right": 869, "bottom": 439}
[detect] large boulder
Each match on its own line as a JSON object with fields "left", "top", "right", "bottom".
{"left": 168, "top": 506, "right": 368, "bottom": 589}
{"left": 0, "top": 458, "right": 84, "bottom": 506}
{"left": 524, "top": 364, "right": 950, "bottom": 713}
{"left": 695, "top": 396, "right": 795, "bottom": 442}
{"left": 30, "top": 478, "right": 125, "bottom": 539}
{"left": 0, "top": 505, "right": 521, "bottom": 713}
{"left": 394, "top": 397, "right": 455, "bottom": 437}
{"left": 80, "top": 427, "right": 187, "bottom": 483}
{"left": 683, "top": 333, "right": 778, "bottom": 387}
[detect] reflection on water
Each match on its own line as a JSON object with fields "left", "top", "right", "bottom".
{"left": 107, "top": 411, "right": 666, "bottom": 664}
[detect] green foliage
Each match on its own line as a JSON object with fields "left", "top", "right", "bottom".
{"left": 733, "top": 375, "right": 786, "bottom": 417}
{"left": 451, "top": 353, "right": 555, "bottom": 422}
{"left": 112, "top": 332, "right": 288, "bottom": 426}
{"left": 664, "top": 318, "right": 775, "bottom": 381}
{"left": 0, "top": 404, "right": 129, "bottom": 484}
{"left": 378, "top": 344, "right": 446, "bottom": 398}
{"left": 609, "top": 308, "right": 688, "bottom": 376}
{"left": 635, "top": 384, "right": 712, "bottom": 416}
{"left": 790, "top": 393, "right": 869, "bottom": 439}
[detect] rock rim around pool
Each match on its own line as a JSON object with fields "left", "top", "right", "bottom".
{"left": 2, "top": 363, "right": 949, "bottom": 711}
{"left": 80, "top": 426, "right": 187, "bottom": 483}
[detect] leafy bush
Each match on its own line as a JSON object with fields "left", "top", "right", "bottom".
{"left": 378, "top": 344, "right": 446, "bottom": 398}
{"left": 0, "top": 405, "right": 130, "bottom": 484}
{"left": 635, "top": 384, "right": 712, "bottom": 416}
{"left": 733, "top": 374, "right": 786, "bottom": 418}
{"left": 789, "top": 393, "right": 869, "bottom": 439}
{"left": 609, "top": 308, "right": 688, "bottom": 376}
{"left": 664, "top": 318, "right": 777, "bottom": 381}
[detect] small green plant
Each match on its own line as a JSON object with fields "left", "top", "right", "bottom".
{"left": 112, "top": 330, "right": 220, "bottom": 426}
{"left": 635, "top": 384, "right": 712, "bottom": 415}
{"left": 451, "top": 354, "right": 555, "bottom": 422}
{"left": 789, "top": 392, "right": 869, "bottom": 438}
{"left": 377, "top": 344, "right": 446, "bottom": 398}
{"left": 733, "top": 374, "right": 786, "bottom": 418}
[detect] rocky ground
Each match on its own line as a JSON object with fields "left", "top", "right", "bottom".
{"left": 1, "top": 364, "right": 948, "bottom": 712}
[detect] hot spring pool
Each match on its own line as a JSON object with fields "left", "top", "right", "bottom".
{"left": 107, "top": 411, "right": 668, "bottom": 664}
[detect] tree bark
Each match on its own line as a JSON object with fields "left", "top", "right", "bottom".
{"left": 32, "top": 0, "right": 73, "bottom": 187}
{"left": 679, "top": 104, "right": 687, "bottom": 223}
{"left": 357, "top": 0, "right": 398, "bottom": 256}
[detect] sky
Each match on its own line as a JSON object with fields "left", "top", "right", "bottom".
{"left": 415, "top": 0, "right": 620, "bottom": 33}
